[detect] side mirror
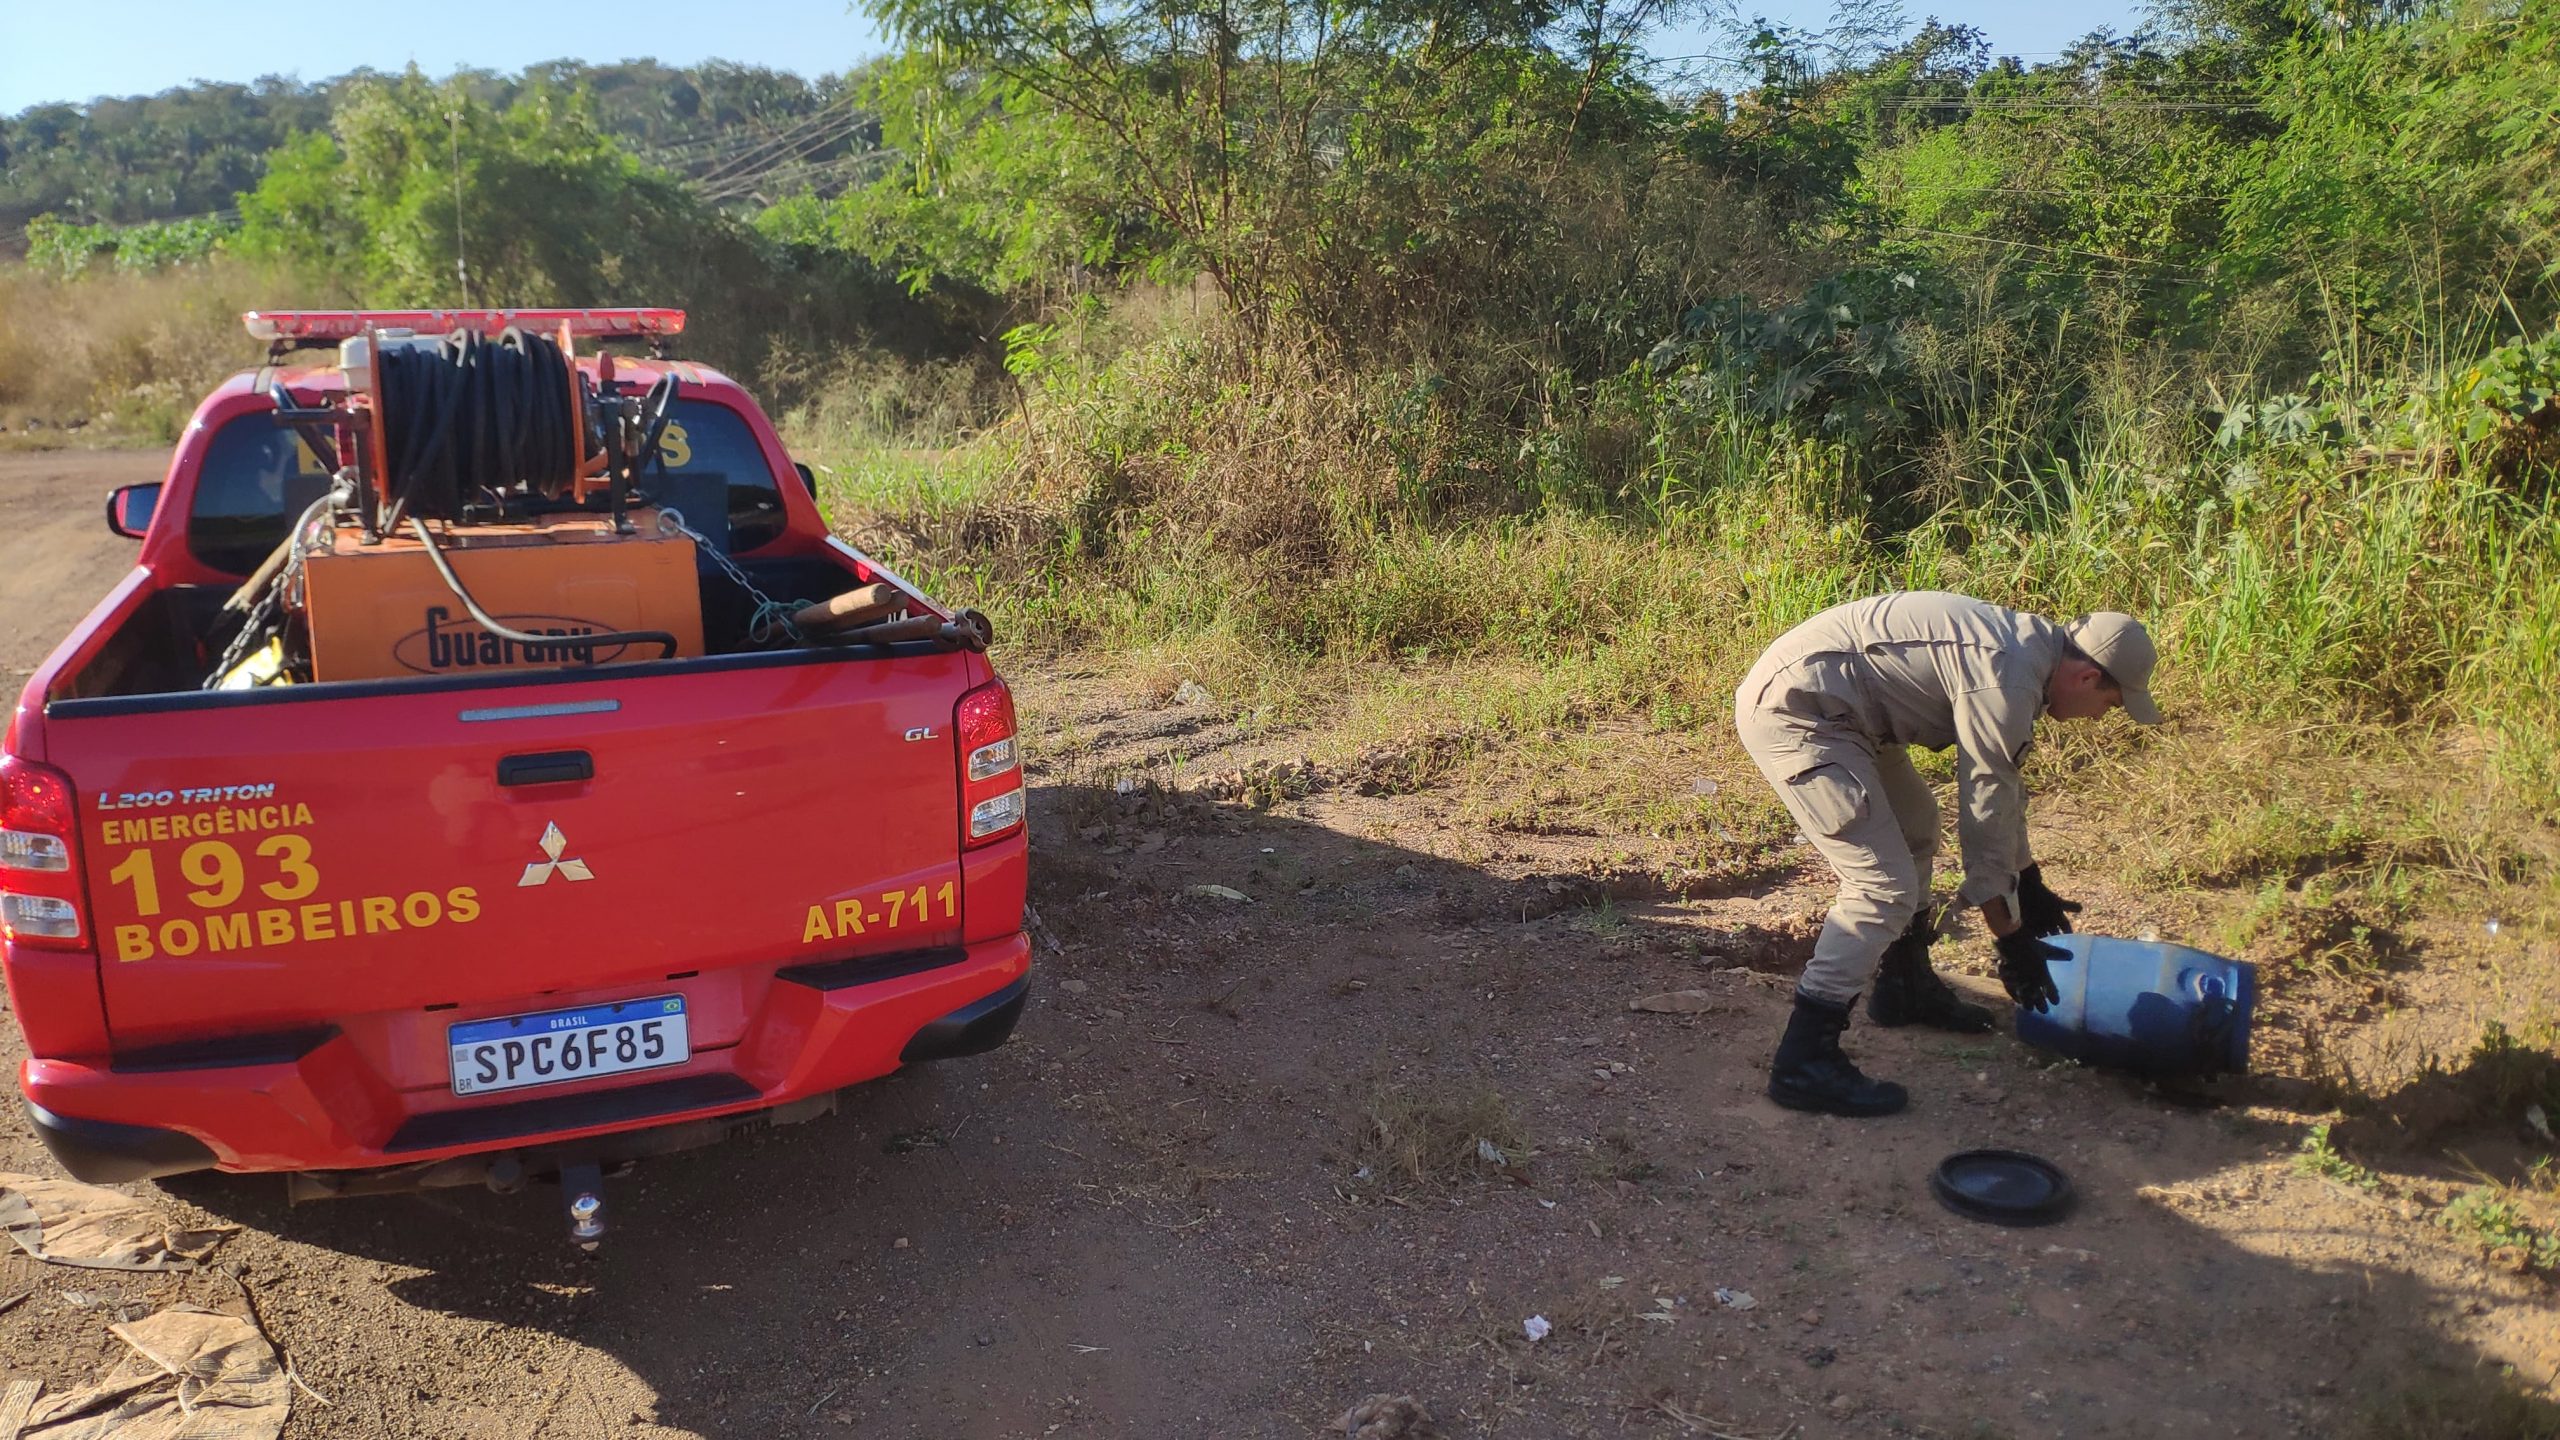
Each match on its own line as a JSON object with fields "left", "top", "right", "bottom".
{"left": 792, "top": 461, "right": 818, "bottom": 498}
{"left": 106, "top": 483, "right": 162, "bottom": 539}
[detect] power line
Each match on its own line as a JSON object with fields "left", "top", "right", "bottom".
{"left": 636, "top": 103, "right": 851, "bottom": 184}
{"left": 708, "top": 110, "right": 874, "bottom": 185}
{"left": 690, "top": 96, "right": 872, "bottom": 188}
{"left": 698, "top": 149, "right": 900, "bottom": 206}
{"left": 637, "top": 108, "right": 857, "bottom": 172}
{"left": 626, "top": 104, "right": 850, "bottom": 165}
{"left": 689, "top": 113, "right": 886, "bottom": 205}
{"left": 1705, "top": 90, "right": 2268, "bottom": 109}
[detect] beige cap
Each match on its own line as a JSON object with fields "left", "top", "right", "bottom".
{"left": 2067, "top": 612, "right": 2161, "bottom": 724}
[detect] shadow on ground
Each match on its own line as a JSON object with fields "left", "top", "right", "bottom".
{"left": 147, "top": 781, "right": 2558, "bottom": 1440}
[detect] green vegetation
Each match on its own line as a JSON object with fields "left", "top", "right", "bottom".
{"left": 777, "top": 0, "right": 2560, "bottom": 830}
{"left": 0, "top": 61, "right": 863, "bottom": 234}
{"left": 3, "top": 62, "right": 991, "bottom": 436}
{"left": 769, "top": 2, "right": 2560, "bottom": 1038}
{"left": 24, "top": 214, "right": 230, "bottom": 276}
{"left": 225, "top": 69, "right": 985, "bottom": 403}
{"left": 4, "top": 4, "right": 2558, "bottom": 966}
{"left": 1, "top": 79, "right": 332, "bottom": 233}
{"left": 2296, "top": 1123, "right": 2383, "bottom": 1193}
{"left": 2440, "top": 1181, "right": 2560, "bottom": 1275}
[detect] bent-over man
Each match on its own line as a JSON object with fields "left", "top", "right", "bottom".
{"left": 1733, "top": 591, "right": 2160, "bottom": 1117}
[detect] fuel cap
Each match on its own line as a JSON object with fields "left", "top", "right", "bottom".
{"left": 1930, "top": 1149, "right": 2075, "bottom": 1226}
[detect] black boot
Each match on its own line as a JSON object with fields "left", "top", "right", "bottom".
{"left": 1868, "top": 910, "right": 1996, "bottom": 1033}
{"left": 1768, "top": 990, "right": 1909, "bottom": 1117}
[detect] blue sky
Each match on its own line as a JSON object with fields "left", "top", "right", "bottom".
{"left": 1, "top": 0, "right": 2151, "bottom": 112}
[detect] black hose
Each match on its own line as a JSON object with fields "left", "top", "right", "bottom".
{"left": 378, "top": 328, "right": 582, "bottom": 522}
{"left": 406, "top": 518, "right": 679, "bottom": 661}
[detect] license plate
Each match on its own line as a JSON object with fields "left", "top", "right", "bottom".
{"left": 448, "top": 996, "right": 689, "bottom": 1097}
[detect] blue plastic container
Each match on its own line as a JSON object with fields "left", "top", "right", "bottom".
{"left": 2013, "top": 935, "right": 2256, "bottom": 1078}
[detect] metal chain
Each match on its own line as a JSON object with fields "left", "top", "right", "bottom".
{"left": 656, "top": 508, "right": 814, "bottom": 645}
{"left": 203, "top": 585, "right": 282, "bottom": 689}
{"left": 203, "top": 490, "right": 336, "bottom": 690}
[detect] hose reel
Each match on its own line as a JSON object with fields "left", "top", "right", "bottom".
{"left": 217, "top": 324, "right": 704, "bottom": 687}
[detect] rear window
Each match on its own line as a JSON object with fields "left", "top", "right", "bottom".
{"left": 186, "top": 418, "right": 332, "bottom": 575}
{"left": 644, "top": 400, "right": 789, "bottom": 554}
{"left": 184, "top": 397, "right": 788, "bottom": 576}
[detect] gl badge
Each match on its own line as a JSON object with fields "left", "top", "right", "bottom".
{"left": 519, "top": 822, "right": 596, "bottom": 886}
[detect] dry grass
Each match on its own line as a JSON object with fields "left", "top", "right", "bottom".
{"left": 2356, "top": 1365, "right": 2560, "bottom": 1439}
{"left": 1351, "top": 1083, "right": 1526, "bottom": 1189}
{"left": 1579, "top": 1129, "right": 1660, "bottom": 1184}
{"left": 2059, "top": 720, "right": 2548, "bottom": 897}
{"left": 0, "top": 259, "right": 336, "bottom": 442}
{"left": 777, "top": 351, "right": 1008, "bottom": 453}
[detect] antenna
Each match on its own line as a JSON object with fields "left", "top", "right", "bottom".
{"left": 448, "top": 110, "right": 472, "bottom": 307}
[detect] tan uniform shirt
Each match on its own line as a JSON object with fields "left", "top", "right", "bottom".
{"left": 1736, "top": 591, "right": 2068, "bottom": 914}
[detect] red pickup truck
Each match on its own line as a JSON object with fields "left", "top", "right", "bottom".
{"left": 0, "top": 310, "right": 1029, "bottom": 1230}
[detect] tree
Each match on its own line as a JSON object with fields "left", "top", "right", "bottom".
{"left": 2224, "top": 0, "right": 2560, "bottom": 341}
{"left": 235, "top": 71, "right": 714, "bottom": 306}
{"left": 853, "top": 0, "right": 1715, "bottom": 336}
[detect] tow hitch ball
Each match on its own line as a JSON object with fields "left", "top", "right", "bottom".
{"left": 561, "top": 1160, "right": 606, "bottom": 1251}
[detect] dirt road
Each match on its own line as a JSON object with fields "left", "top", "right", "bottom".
{"left": 0, "top": 449, "right": 154, "bottom": 699}
{"left": 0, "top": 451, "right": 2551, "bottom": 1438}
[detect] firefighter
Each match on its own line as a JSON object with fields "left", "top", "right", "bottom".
{"left": 1733, "top": 591, "right": 2160, "bottom": 1117}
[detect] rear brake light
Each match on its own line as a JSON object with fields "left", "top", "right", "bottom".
{"left": 0, "top": 756, "right": 85, "bottom": 949}
{"left": 955, "top": 679, "right": 1025, "bottom": 848}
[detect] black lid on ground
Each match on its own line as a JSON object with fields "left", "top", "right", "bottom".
{"left": 1930, "top": 1149, "right": 2075, "bottom": 1227}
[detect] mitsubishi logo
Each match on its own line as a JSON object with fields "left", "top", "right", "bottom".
{"left": 518, "top": 822, "right": 596, "bottom": 886}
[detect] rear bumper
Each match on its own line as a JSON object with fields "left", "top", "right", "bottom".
{"left": 901, "top": 974, "right": 1029, "bottom": 1063}
{"left": 19, "top": 933, "right": 1030, "bottom": 1182}
{"left": 26, "top": 1101, "right": 221, "bottom": 1184}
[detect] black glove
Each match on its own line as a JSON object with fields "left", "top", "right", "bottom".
{"left": 1996, "top": 929, "right": 2068, "bottom": 1013}
{"left": 2016, "top": 864, "right": 2082, "bottom": 939}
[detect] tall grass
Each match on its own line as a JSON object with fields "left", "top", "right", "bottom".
{"left": 0, "top": 259, "right": 336, "bottom": 441}
{"left": 804, "top": 307, "right": 2560, "bottom": 819}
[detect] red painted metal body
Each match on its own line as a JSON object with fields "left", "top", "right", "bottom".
{"left": 0, "top": 353, "right": 1029, "bottom": 1179}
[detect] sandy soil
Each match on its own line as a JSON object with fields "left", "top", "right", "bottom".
{"left": 0, "top": 449, "right": 155, "bottom": 702}
{"left": 0, "top": 450, "right": 2552, "bottom": 1438}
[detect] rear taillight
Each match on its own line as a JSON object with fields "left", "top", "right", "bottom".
{"left": 1, "top": 756, "right": 85, "bottom": 948}
{"left": 956, "top": 678, "right": 1025, "bottom": 847}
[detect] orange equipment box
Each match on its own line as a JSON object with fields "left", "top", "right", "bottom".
{"left": 295, "top": 511, "right": 703, "bottom": 682}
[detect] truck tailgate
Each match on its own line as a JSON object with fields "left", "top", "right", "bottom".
{"left": 45, "top": 653, "right": 975, "bottom": 1053}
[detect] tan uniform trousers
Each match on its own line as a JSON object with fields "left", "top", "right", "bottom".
{"left": 1735, "top": 719, "right": 1943, "bottom": 1005}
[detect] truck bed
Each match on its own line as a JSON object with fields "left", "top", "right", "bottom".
{"left": 51, "top": 555, "right": 864, "bottom": 702}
